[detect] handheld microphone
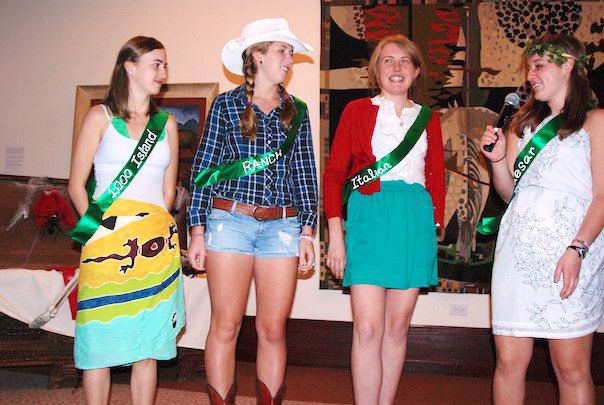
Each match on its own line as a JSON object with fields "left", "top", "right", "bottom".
{"left": 484, "top": 93, "right": 520, "bottom": 152}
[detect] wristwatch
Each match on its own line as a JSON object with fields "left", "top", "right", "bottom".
{"left": 567, "top": 244, "right": 588, "bottom": 259}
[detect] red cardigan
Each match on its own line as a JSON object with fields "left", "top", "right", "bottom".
{"left": 323, "top": 98, "right": 446, "bottom": 227}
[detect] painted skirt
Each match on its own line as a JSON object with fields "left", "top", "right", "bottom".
{"left": 344, "top": 181, "right": 438, "bottom": 289}
{"left": 74, "top": 199, "right": 185, "bottom": 370}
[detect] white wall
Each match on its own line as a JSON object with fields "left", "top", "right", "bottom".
{"left": 0, "top": 0, "right": 320, "bottom": 178}
{"left": 1, "top": 0, "right": 601, "bottom": 332}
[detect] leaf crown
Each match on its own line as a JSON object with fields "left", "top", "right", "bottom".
{"left": 523, "top": 39, "right": 588, "bottom": 75}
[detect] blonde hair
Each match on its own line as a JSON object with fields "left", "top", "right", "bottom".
{"left": 239, "top": 42, "right": 297, "bottom": 141}
{"left": 368, "top": 35, "right": 426, "bottom": 99}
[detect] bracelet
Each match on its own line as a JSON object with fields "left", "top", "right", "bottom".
{"left": 492, "top": 154, "right": 506, "bottom": 163}
{"left": 572, "top": 238, "right": 590, "bottom": 248}
{"left": 300, "top": 233, "right": 314, "bottom": 242}
{"left": 567, "top": 245, "right": 587, "bottom": 260}
{"left": 191, "top": 233, "right": 205, "bottom": 238}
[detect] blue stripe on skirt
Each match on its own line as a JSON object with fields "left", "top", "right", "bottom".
{"left": 77, "top": 269, "right": 180, "bottom": 311}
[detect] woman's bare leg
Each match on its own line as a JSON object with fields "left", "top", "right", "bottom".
{"left": 253, "top": 256, "right": 298, "bottom": 395}
{"left": 549, "top": 334, "right": 595, "bottom": 405}
{"left": 204, "top": 251, "right": 254, "bottom": 397}
{"left": 350, "top": 285, "right": 387, "bottom": 405}
{"left": 378, "top": 288, "right": 420, "bottom": 405}
{"left": 493, "top": 335, "right": 533, "bottom": 405}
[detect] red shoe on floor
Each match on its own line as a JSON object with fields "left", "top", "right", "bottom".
{"left": 207, "top": 382, "right": 236, "bottom": 405}
{"left": 256, "top": 379, "right": 286, "bottom": 405}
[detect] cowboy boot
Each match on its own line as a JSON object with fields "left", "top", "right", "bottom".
{"left": 207, "top": 382, "right": 237, "bottom": 405}
{"left": 256, "top": 379, "right": 286, "bottom": 405}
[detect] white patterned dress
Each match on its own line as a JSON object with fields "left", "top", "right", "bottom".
{"left": 492, "top": 116, "right": 604, "bottom": 339}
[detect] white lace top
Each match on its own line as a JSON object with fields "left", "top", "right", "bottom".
{"left": 370, "top": 96, "right": 427, "bottom": 185}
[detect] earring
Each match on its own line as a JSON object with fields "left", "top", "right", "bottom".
{"left": 128, "top": 70, "right": 133, "bottom": 75}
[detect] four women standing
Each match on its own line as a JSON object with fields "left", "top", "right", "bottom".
{"left": 66, "top": 18, "right": 602, "bottom": 405}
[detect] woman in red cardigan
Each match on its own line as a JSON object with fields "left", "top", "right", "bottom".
{"left": 323, "top": 35, "right": 445, "bottom": 405}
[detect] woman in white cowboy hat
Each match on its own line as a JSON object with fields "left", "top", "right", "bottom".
{"left": 188, "top": 18, "right": 317, "bottom": 405}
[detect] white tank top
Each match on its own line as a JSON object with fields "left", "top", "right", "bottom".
{"left": 92, "top": 105, "right": 171, "bottom": 208}
{"left": 370, "top": 96, "right": 427, "bottom": 185}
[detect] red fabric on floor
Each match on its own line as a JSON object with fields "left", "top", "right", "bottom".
{"left": 49, "top": 266, "right": 78, "bottom": 319}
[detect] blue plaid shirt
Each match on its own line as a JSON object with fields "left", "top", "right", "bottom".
{"left": 188, "top": 85, "right": 318, "bottom": 228}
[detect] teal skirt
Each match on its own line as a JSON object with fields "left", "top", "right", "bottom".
{"left": 344, "top": 181, "right": 438, "bottom": 289}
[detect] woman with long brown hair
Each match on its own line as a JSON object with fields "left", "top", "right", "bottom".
{"left": 324, "top": 35, "right": 445, "bottom": 404}
{"left": 481, "top": 33, "right": 603, "bottom": 405}
{"left": 69, "top": 36, "right": 185, "bottom": 404}
{"left": 187, "top": 18, "right": 317, "bottom": 405}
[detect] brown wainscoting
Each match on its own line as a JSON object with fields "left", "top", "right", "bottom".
{"left": 236, "top": 316, "right": 603, "bottom": 385}
{"left": 2, "top": 313, "right": 602, "bottom": 387}
{"left": 0, "top": 313, "right": 206, "bottom": 387}
{"left": 0, "top": 314, "right": 79, "bottom": 388}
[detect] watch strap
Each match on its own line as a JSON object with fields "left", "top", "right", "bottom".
{"left": 567, "top": 245, "right": 586, "bottom": 259}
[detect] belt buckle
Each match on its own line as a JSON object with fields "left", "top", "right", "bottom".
{"left": 252, "top": 205, "right": 264, "bottom": 221}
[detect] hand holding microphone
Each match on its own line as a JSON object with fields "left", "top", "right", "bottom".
{"left": 480, "top": 125, "right": 507, "bottom": 163}
{"left": 483, "top": 93, "right": 520, "bottom": 153}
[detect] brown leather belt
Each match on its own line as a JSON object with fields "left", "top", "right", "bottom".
{"left": 212, "top": 198, "right": 297, "bottom": 221}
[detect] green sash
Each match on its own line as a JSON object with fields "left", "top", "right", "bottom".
{"left": 69, "top": 111, "right": 169, "bottom": 245}
{"left": 477, "top": 115, "right": 563, "bottom": 235}
{"left": 341, "top": 105, "right": 433, "bottom": 205}
{"left": 512, "top": 115, "right": 563, "bottom": 187}
{"left": 193, "top": 97, "right": 307, "bottom": 188}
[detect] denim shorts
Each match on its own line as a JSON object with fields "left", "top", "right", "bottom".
{"left": 205, "top": 208, "right": 300, "bottom": 258}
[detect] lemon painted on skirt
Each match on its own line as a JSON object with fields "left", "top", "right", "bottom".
{"left": 344, "top": 181, "right": 438, "bottom": 289}
{"left": 74, "top": 199, "right": 185, "bottom": 370}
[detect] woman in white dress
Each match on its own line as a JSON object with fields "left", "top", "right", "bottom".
{"left": 480, "top": 34, "right": 603, "bottom": 405}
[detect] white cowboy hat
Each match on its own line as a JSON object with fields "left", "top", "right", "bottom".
{"left": 221, "top": 17, "right": 314, "bottom": 76}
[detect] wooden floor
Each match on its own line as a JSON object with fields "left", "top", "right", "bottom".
{"left": 2, "top": 361, "right": 604, "bottom": 404}
{"left": 159, "top": 361, "right": 604, "bottom": 404}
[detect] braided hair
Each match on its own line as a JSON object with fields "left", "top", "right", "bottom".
{"left": 239, "top": 42, "right": 297, "bottom": 141}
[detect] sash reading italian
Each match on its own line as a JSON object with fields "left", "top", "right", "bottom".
{"left": 477, "top": 114, "right": 563, "bottom": 235}
{"left": 193, "top": 97, "right": 307, "bottom": 188}
{"left": 69, "top": 111, "right": 169, "bottom": 245}
{"left": 341, "top": 105, "right": 433, "bottom": 205}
